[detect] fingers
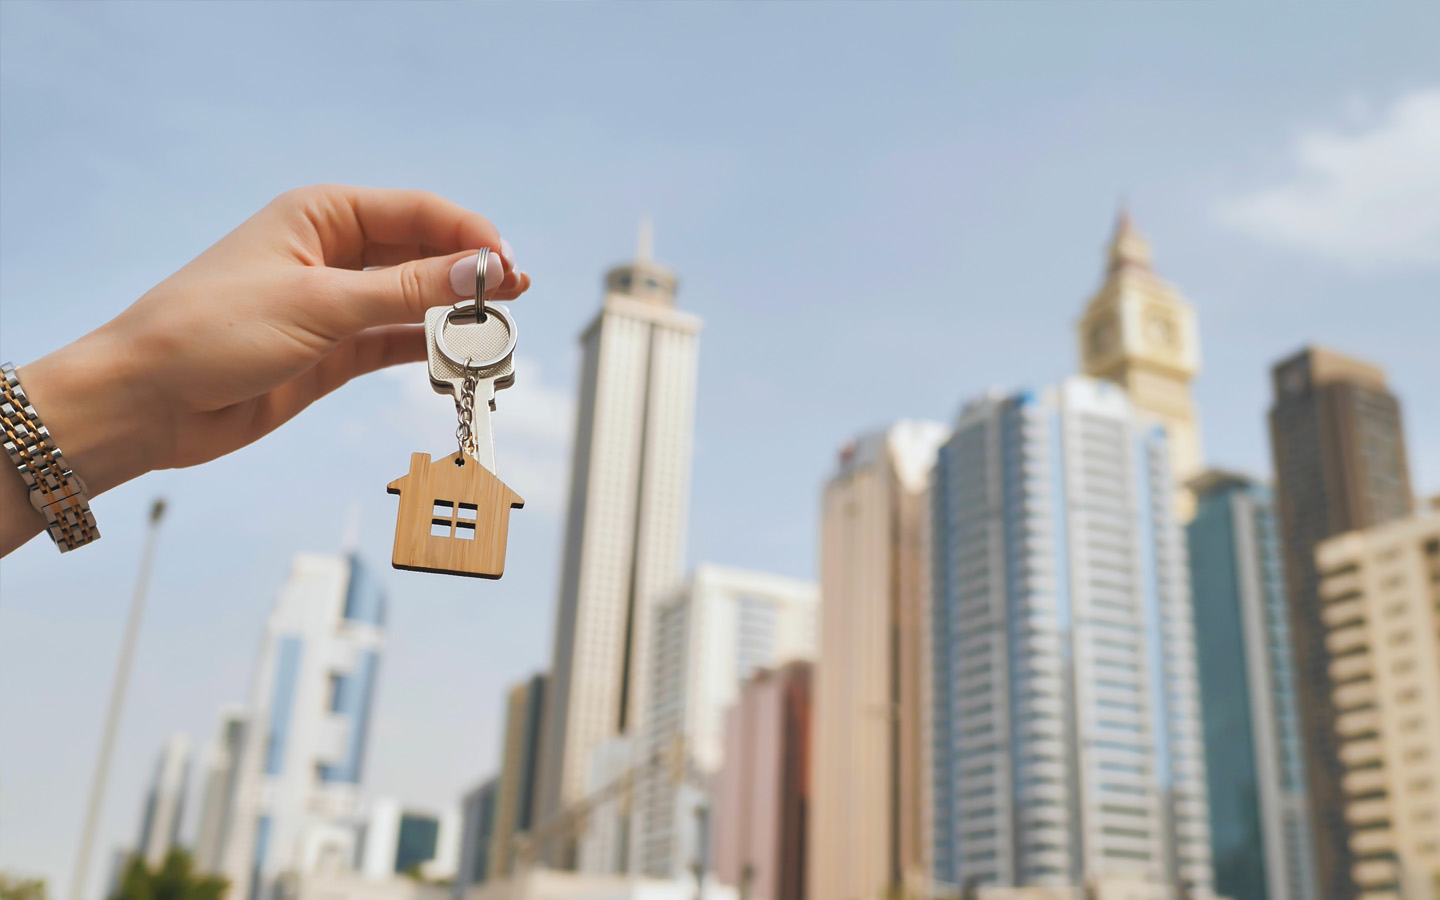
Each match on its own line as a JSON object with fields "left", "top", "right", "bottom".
{"left": 247, "top": 325, "right": 426, "bottom": 436}
{"left": 285, "top": 185, "right": 506, "bottom": 272}
{"left": 322, "top": 251, "right": 531, "bottom": 332}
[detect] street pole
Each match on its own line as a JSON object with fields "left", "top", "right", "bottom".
{"left": 69, "top": 498, "right": 167, "bottom": 900}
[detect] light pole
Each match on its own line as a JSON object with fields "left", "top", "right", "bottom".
{"left": 70, "top": 498, "right": 166, "bottom": 900}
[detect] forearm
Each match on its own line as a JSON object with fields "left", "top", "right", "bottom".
{"left": 1, "top": 335, "right": 157, "bottom": 557}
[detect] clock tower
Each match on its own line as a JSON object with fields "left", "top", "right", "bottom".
{"left": 1077, "top": 209, "right": 1203, "bottom": 520}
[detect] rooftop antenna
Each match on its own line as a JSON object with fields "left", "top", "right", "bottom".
{"left": 636, "top": 216, "right": 653, "bottom": 263}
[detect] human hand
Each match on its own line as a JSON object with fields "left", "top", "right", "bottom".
{"left": 2, "top": 185, "right": 530, "bottom": 554}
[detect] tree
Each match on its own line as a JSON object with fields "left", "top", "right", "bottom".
{"left": 0, "top": 873, "right": 49, "bottom": 900}
{"left": 110, "top": 849, "right": 228, "bottom": 900}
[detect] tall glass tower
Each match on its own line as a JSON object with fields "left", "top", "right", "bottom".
{"left": 535, "top": 226, "right": 702, "bottom": 860}
{"left": 930, "top": 379, "right": 1212, "bottom": 896}
{"left": 1187, "top": 471, "right": 1317, "bottom": 900}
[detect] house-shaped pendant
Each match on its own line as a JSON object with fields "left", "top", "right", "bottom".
{"left": 386, "top": 450, "right": 524, "bottom": 579}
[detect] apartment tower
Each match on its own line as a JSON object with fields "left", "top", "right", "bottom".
{"left": 1187, "top": 471, "right": 1317, "bottom": 900}
{"left": 811, "top": 421, "right": 946, "bottom": 900}
{"left": 1077, "top": 210, "right": 1202, "bottom": 521}
{"left": 135, "top": 733, "right": 192, "bottom": 869}
{"left": 536, "top": 225, "right": 702, "bottom": 862}
{"left": 218, "top": 553, "right": 386, "bottom": 900}
{"left": 1268, "top": 347, "right": 1413, "bottom": 900}
{"left": 487, "top": 673, "right": 549, "bottom": 881}
{"left": 930, "top": 380, "right": 1211, "bottom": 896}
{"left": 1314, "top": 505, "right": 1440, "bottom": 899}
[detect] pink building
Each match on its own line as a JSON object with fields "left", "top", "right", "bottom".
{"left": 712, "top": 662, "right": 812, "bottom": 900}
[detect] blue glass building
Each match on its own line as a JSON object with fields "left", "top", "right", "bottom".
{"left": 1188, "top": 472, "right": 1317, "bottom": 900}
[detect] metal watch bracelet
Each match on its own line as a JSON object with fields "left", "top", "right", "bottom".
{"left": 1, "top": 362, "right": 101, "bottom": 552}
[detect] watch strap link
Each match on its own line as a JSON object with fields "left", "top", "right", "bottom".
{"left": 1, "top": 362, "right": 100, "bottom": 551}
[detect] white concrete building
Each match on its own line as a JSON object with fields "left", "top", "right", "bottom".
{"left": 634, "top": 565, "right": 817, "bottom": 879}
{"left": 536, "top": 226, "right": 702, "bottom": 865}
{"left": 930, "top": 379, "right": 1212, "bottom": 897}
{"left": 135, "top": 732, "right": 191, "bottom": 868}
{"left": 218, "top": 552, "right": 387, "bottom": 900}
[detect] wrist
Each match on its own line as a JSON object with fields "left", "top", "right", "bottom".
{"left": 17, "top": 331, "right": 161, "bottom": 498}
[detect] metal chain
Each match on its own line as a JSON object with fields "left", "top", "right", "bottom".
{"left": 455, "top": 368, "right": 479, "bottom": 457}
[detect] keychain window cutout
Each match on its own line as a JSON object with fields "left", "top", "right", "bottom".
{"left": 388, "top": 450, "right": 524, "bottom": 579}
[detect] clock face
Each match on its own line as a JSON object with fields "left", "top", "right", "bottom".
{"left": 1144, "top": 310, "right": 1178, "bottom": 351}
{"left": 1089, "top": 321, "right": 1115, "bottom": 357}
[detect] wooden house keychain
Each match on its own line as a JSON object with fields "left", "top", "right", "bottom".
{"left": 387, "top": 248, "right": 524, "bottom": 578}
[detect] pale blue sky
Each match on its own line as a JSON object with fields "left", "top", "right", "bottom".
{"left": 2, "top": 3, "right": 1437, "bottom": 896}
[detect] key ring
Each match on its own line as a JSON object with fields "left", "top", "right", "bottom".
{"left": 434, "top": 300, "right": 518, "bottom": 371}
{"left": 475, "top": 246, "right": 492, "bottom": 323}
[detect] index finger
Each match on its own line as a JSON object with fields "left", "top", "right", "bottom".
{"left": 289, "top": 184, "right": 505, "bottom": 270}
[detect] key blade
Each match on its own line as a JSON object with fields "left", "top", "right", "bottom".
{"left": 467, "top": 379, "right": 499, "bottom": 474}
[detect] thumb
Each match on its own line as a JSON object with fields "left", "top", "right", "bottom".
{"left": 329, "top": 250, "right": 506, "bottom": 330}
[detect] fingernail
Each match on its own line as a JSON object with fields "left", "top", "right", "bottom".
{"left": 500, "top": 238, "right": 516, "bottom": 270}
{"left": 449, "top": 252, "right": 505, "bottom": 298}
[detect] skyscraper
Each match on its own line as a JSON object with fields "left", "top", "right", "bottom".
{"left": 713, "top": 661, "right": 813, "bottom": 900}
{"left": 536, "top": 227, "right": 702, "bottom": 861}
{"left": 1268, "top": 347, "right": 1413, "bottom": 900}
{"left": 456, "top": 779, "right": 499, "bottom": 896}
{"left": 1314, "top": 504, "right": 1440, "bottom": 900}
{"left": 193, "top": 706, "right": 247, "bottom": 874}
{"left": 488, "top": 674, "right": 549, "bottom": 881}
{"left": 636, "top": 565, "right": 818, "bottom": 878}
{"left": 929, "top": 380, "right": 1211, "bottom": 896}
{"left": 1187, "top": 471, "right": 1316, "bottom": 900}
{"left": 1077, "top": 210, "right": 1202, "bottom": 521}
{"left": 135, "top": 733, "right": 191, "bottom": 869}
{"left": 218, "top": 552, "right": 386, "bottom": 900}
{"left": 811, "top": 421, "right": 946, "bottom": 900}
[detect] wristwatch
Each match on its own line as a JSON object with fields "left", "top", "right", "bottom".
{"left": 1, "top": 362, "right": 101, "bottom": 551}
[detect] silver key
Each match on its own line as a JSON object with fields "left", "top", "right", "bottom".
{"left": 424, "top": 300, "right": 518, "bottom": 474}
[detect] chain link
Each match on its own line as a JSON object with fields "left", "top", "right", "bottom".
{"left": 455, "top": 368, "right": 479, "bottom": 457}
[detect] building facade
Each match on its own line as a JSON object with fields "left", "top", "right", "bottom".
{"left": 194, "top": 707, "right": 248, "bottom": 873}
{"left": 537, "top": 230, "right": 702, "bottom": 865}
{"left": 135, "top": 733, "right": 191, "bottom": 868}
{"left": 1076, "top": 210, "right": 1202, "bottom": 521}
{"left": 712, "top": 661, "right": 812, "bottom": 900}
{"left": 636, "top": 565, "right": 818, "bottom": 879}
{"left": 1187, "top": 471, "right": 1317, "bottom": 900}
{"left": 811, "top": 421, "right": 947, "bottom": 900}
{"left": 218, "top": 552, "right": 387, "bottom": 900}
{"left": 456, "top": 780, "right": 500, "bottom": 898}
{"left": 488, "top": 674, "right": 549, "bottom": 881}
{"left": 929, "top": 380, "right": 1211, "bottom": 897}
{"left": 1268, "top": 347, "right": 1413, "bottom": 900}
{"left": 1315, "top": 506, "right": 1440, "bottom": 900}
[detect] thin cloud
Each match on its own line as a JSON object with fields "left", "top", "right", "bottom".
{"left": 1217, "top": 88, "right": 1440, "bottom": 269}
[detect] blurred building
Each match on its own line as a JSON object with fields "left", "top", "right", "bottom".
{"left": 135, "top": 732, "right": 190, "bottom": 868}
{"left": 929, "top": 380, "right": 1211, "bottom": 896}
{"left": 194, "top": 706, "right": 248, "bottom": 873}
{"left": 635, "top": 565, "right": 817, "bottom": 879}
{"left": 488, "top": 674, "right": 549, "bottom": 881}
{"left": 712, "top": 661, "right": 812, "bottom": 900}
{"left": 1076, "top": 210, "right": 1202, "bottom": 521}
{"left": 578, "top": 734, "right": 644, "bottom": 876}
{"left": 217, "top": 552, "right": 387, "bottom": 900}
{"left": 1268, "top": 347, "right": 1413, "bottom": 900}
{"left": 456, "top": 779, "right": 500, "bottom": 898}
{"left": 811, "top": 420, "right": 946, "bottom": 900}
{"left": 1187, "top": 471, "right": 1317, "bottom": 900}
{"left": 458, "top": 868, "right": 738, "bottom": 900}
{"left": 359, "top": 798, "right": 460, "bottom": 881}
{"left": 537, "top": 226, "right": 703, "bottom": 866}
{"left": 1315, "top": 504, "right": 1440, "bottom": 900}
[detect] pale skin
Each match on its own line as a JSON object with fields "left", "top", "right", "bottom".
{"left": 0, "top": 185, "right": 532, "bottom": 557}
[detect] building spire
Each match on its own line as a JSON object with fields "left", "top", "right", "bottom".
{"left": 636, "top": 216, "right": 653, "bottom": 263}
{"left": 1107, "top": 202, "right": 1152, "bottom": 275}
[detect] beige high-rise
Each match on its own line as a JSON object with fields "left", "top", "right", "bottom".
{"left": 810, "top": 421, "right": 946, "bottom": 900}
{"left": 1315, "top": 504, "right": 1440, "bottom": 900}
{"left": 535, "top": 228, "right": 702, "bottom": 864}
{"left": 1077, "top": 209, "right": 1202, "bottom": 521}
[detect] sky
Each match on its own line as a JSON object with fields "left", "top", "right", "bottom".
{"left": 1, "top": 3, "right": 1437, "bottom": 896}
